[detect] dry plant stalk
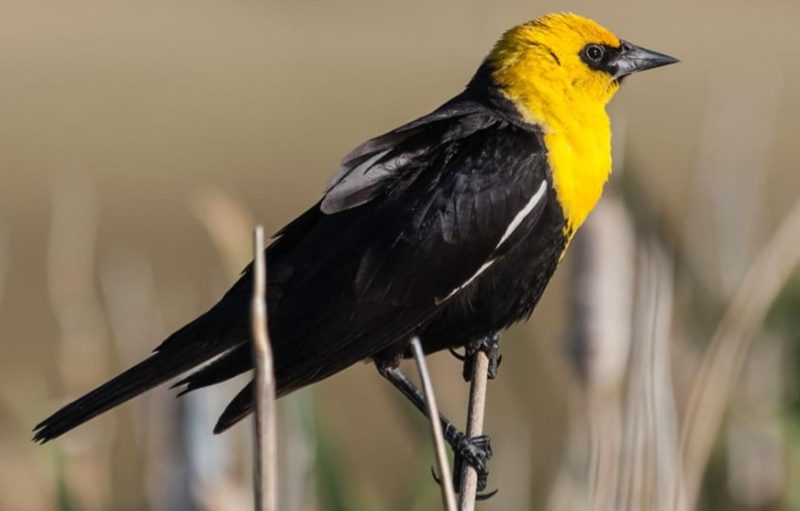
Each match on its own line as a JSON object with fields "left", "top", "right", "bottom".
{"left": 680, "top": 199, "right": 800, "bottom": 509}
{"left": 574, "top": 199, "right": 635, "bottom": 511}
{"left": 550, "top": 198, "right": 686, "bottom": 511}
{"left": 458, "top": 349, "right": 490, "bottom": 511}
{"left": 190, "top": 186, "right": 255, "bottom": 507}
{"left": 409, "top": 337, "right": 457, "bottom": 511}
{"left": 46, "top": 176, "right": 114, "bottom": 508}
{"left": 252, "top": 226, "right": 278, "bottom": 511}
{"left": 617, "top": 238, "right": 685, "bottom": 511}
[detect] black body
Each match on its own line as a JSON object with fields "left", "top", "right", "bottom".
{"left": 33, "top": 72, "right": 567, "bottom": 442}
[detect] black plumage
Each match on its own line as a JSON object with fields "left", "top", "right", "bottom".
{"left": 33, "top": 77, "right": 567, "bottom": 443}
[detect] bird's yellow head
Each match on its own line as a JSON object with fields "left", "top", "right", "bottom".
{"left": 488, "top": 12, "right": 676, "bottom": 131}
{"left": 483, "top": 13, "right": 676, "bottom": 235}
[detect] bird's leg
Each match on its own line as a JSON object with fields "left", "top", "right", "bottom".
{"left": 375, "top": 361, "right": 493, "bottom": 494}
{"left": 451, "top": 333, "right": 502, "bottom": 381}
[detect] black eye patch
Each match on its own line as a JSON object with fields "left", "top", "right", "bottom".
{"left": 579, "top": 43, "right": 622, "bottom": 76}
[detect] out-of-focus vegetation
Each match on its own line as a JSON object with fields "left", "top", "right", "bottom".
{"left": 1, "top": 1, "right": 799, "bottom": 510}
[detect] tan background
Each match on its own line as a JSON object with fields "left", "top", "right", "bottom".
{"left": 1, "top": 1, "right": 799, "bottom": 510}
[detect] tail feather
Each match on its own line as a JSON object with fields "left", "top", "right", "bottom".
{"left": 33, "top": 301, "right": 245, "bottom": 443}
{"left": 172, "top": 344, "right": 251, "bottom": 397}
{"left": 213, "top": 381, "right": 254, "bottom": 434}
{"left": 210, "top": 353, "right": 330, "bottom": 434}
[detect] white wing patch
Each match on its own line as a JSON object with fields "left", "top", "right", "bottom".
{"left": 437, "top": 179, "right": 547, "bottom": 304}
{"left": 496, "top": 180, "right": 548, "bottom": 248}
{"left": 437, "top": 259, "right": 496, "bottom": 304}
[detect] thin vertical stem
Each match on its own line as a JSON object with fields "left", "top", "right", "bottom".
{"left": 252, "top": 226, "right": 277, "bottom": 511}
{"left": 458, "top": 350, "right": 490, "bottom": 511}
{"left": 409, "top": 337, "right": 457, "bottom": 511}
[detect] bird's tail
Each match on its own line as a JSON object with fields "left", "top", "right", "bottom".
{"left": 32, "top": 301, "right": 244, "bottom": 443}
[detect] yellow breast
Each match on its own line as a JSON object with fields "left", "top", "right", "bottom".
{"left": 543, "top": 109, "right": 612, "bottom": 236}
{"left": 503, "top": 89, "right": 613, "bottom": 239}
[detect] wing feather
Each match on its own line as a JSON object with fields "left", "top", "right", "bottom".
{"left": 321, "top": 98, "right": 497, "bottom": 214}
{"left": 189, "top": 98, "right": 551, "bottom": 421}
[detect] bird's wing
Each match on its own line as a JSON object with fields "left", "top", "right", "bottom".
{"left": 269, "top": 100, "right": 550, "bottom": 374}
{"left": 321, "top": 99, "right": 497, "bottom": 214}
{"left": 207, "top": 100, "right": 553, "bottom": 431}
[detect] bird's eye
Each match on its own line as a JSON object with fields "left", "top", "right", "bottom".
{"left": 585, "top": 45, "right": 604, "bottom": 62}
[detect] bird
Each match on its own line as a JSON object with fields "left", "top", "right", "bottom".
{"left": 34, "top": 12, "right": 677, "bottom": 492}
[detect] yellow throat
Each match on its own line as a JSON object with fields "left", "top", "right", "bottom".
{"left": 537, "top": 106, "right": 612, "bottom": 237}
{"left": 488, "top": 13, "right": 621, "bottom": 237}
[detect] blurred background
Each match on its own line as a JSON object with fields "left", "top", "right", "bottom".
{"left": 1, "top": 0, "right": 799, "bottom": 510}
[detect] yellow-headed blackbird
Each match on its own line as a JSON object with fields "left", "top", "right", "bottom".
{"left": 35, "top": 12, "right": 676, "bottom": 491}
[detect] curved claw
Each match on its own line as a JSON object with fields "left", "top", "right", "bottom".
{"left": 434, "top": 463, "right": 499, "bottom": 501}
{"left": 431, "top": 466, "right": 442, "bottom": 486}
{"left": 476, "top": 488, "right": 499, "bottom": 501}
{"left": 431, "top": 432, "right": 496, "bottom": 495}
{"left": 449, "top": 347, "right": 466, "bottom": 362}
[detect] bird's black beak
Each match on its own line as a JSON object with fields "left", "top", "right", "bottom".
{"left": 613, "top": 41, "right": 679, "bottom": 80}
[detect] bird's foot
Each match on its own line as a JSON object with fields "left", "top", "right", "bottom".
{"left": 454, "top": 333, "right": 501, "bottom": 381}
{"left": 434, "top": 431, "right": 498, "bottom": 499}
{"left": 453, "top": 433, "right": 496, "bottom": 496}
